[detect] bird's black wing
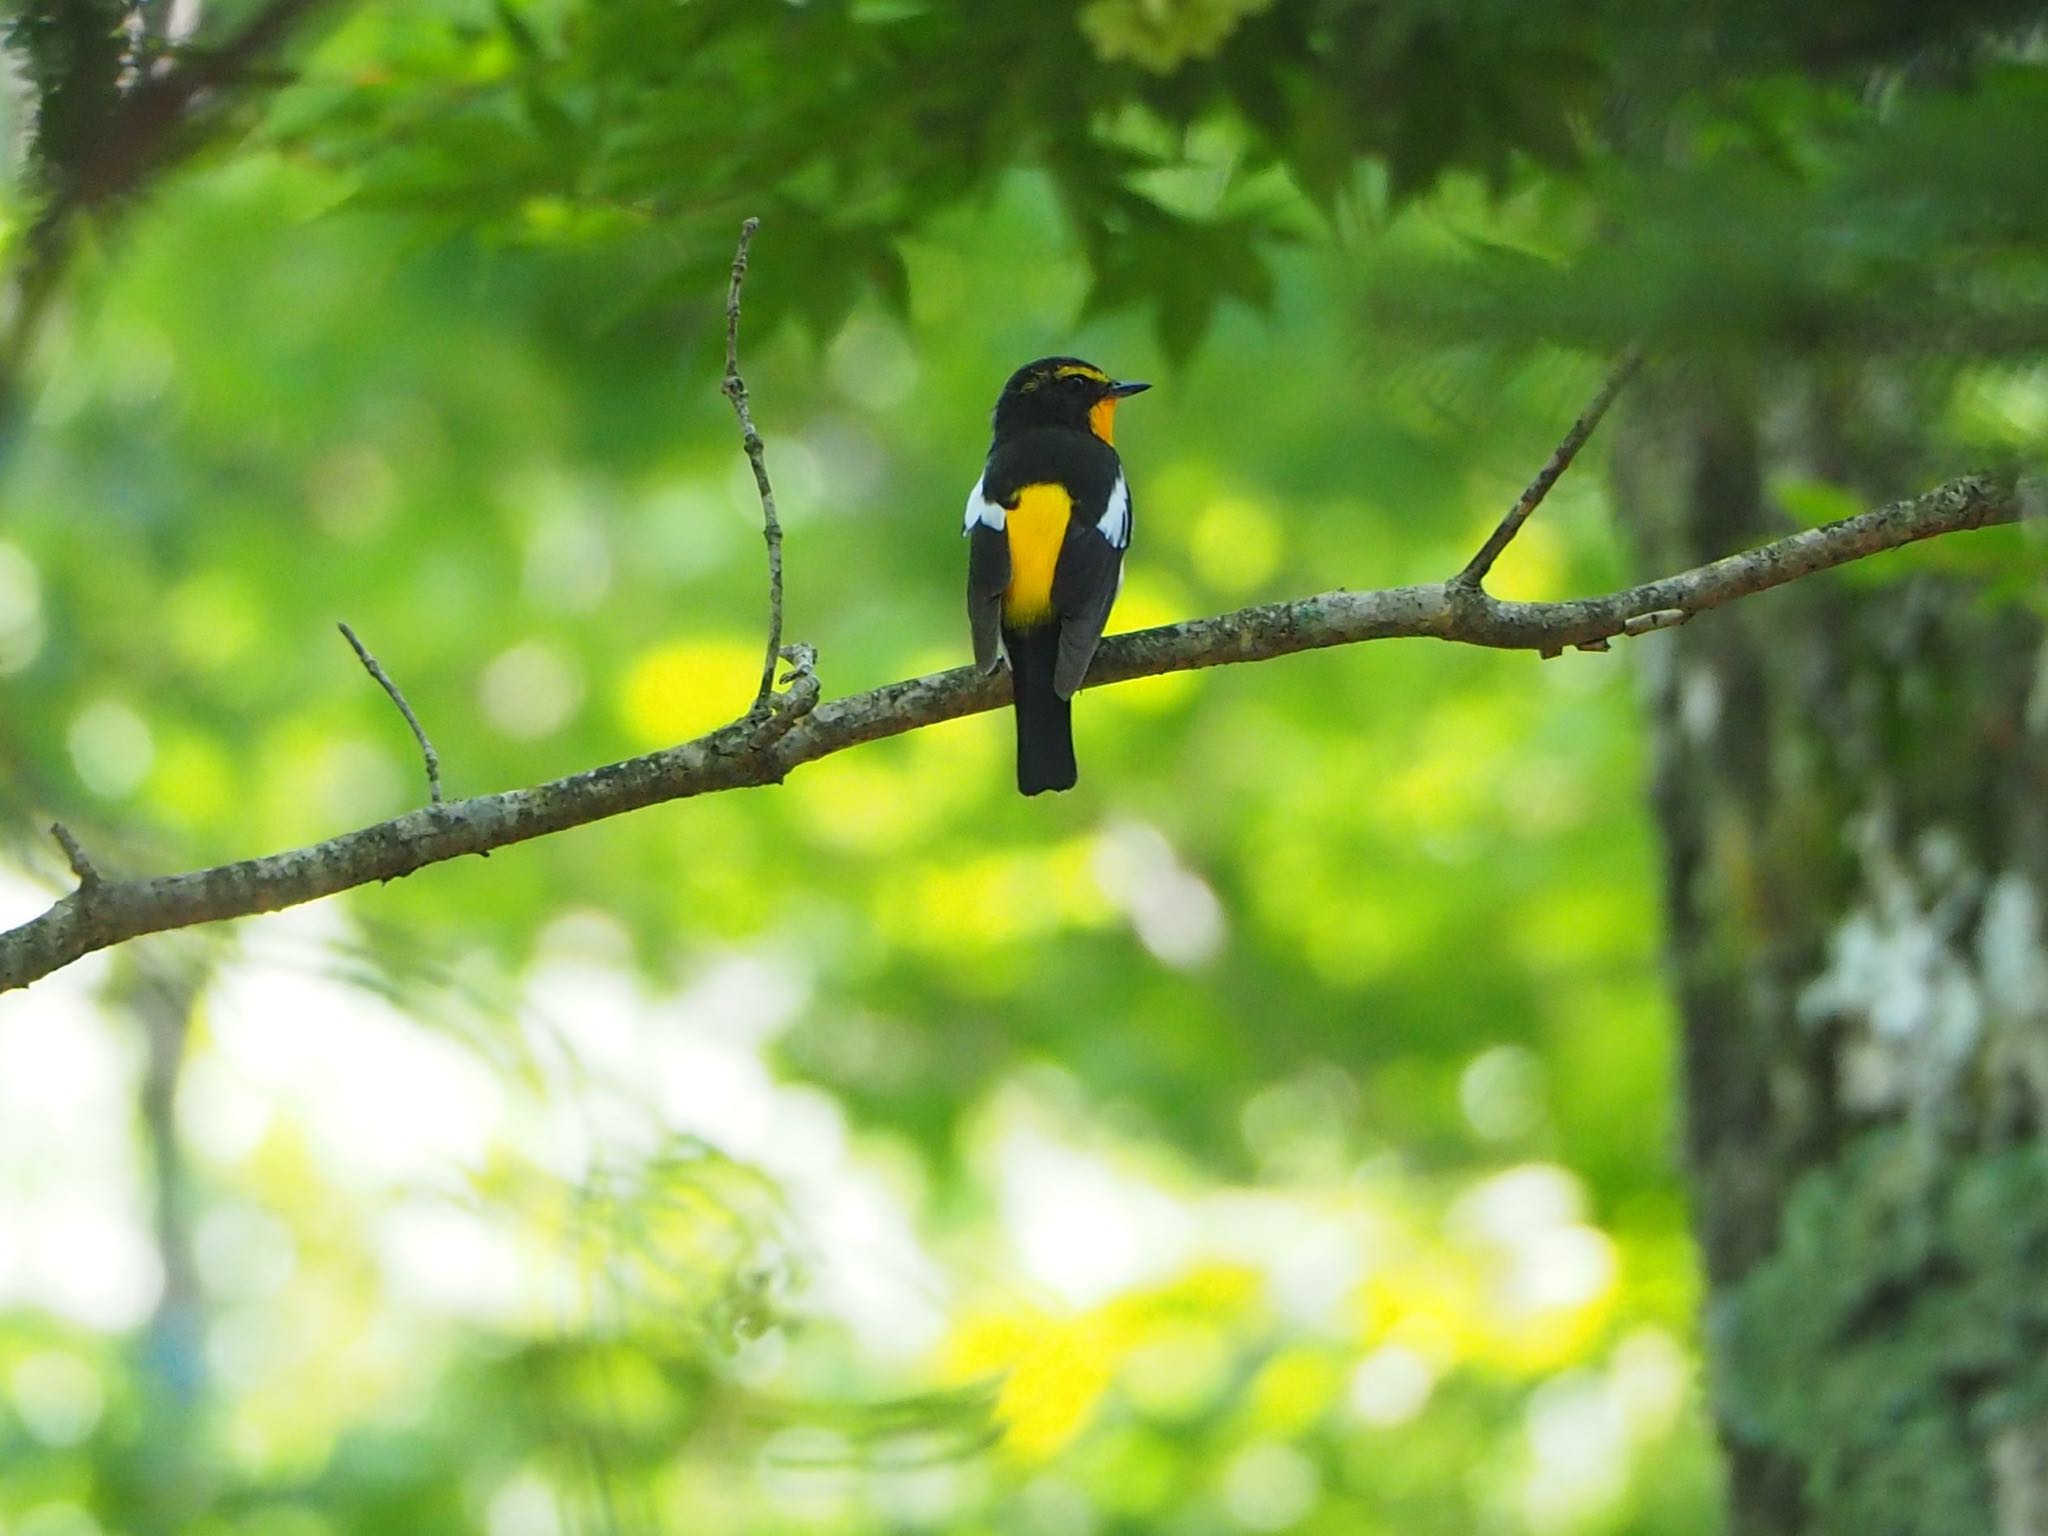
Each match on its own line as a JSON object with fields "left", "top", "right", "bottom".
{"left": 1051, "top": 512, "right": 1125, "bottom": 698}
{"left": 967, "top": 522, "right": 1008, "bottom": 673}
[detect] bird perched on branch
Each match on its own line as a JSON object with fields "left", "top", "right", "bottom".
{"left": 964, "top": 357, "right": 1149, "bottom": 795}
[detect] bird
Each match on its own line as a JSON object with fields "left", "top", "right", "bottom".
{"left": 964, "top": 356, "right": 1149, "bottom": 795}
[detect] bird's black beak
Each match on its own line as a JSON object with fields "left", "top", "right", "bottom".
{"left": 1108, "top": 380, "right": 1151, "bottom": 398}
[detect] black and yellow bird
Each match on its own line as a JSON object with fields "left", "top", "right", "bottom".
{"left": 965, "top": 357, "right": 1149, "bottom": 795}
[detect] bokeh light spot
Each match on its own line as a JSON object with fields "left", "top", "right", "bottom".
{"left": 1189, "top": 495, "right": 1282, "bottom": 594}
{"left": 68, "top": 699, "right": 155, "bottom": 799}
{"left": 0, "top": 538, "right": 45, "bottom": 673}
{"left": 481, "top": 640, "right": 583, "bottom": 740}
{"left": 1222, "top": 1441, "right": 1319, "bottom": 1531}
{"left": 828, "top": 314, "right": 921, "bottom": 410}
{"left": 619, "top": 637, "right": 758, "bottom": 745}
{"left": 1348, "top": 1344, "right": 1435, "bottom": 1427}
{"left": 10, "top": 1352, "right": 105, "bottom": 1447}
{"left": 1459, "top": 1044, "right": 1549, "bottom": 1142}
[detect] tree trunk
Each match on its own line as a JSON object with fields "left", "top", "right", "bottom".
{"left": 116, "top": 953, "right": 211, "bottom": 1534}
{"left": 1616, "top": 367, "right": 2048, "bottom": 1536}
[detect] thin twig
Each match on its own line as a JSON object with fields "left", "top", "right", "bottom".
{"left": 49, "top": 822, "right": 101, "bottom": 890}
{"left": 337, "top": 621, "right": 443, "bottom": 804}
{"left": 719, "top": 217, "right": 785, "bottom": 715}
{"left": 0, "top": 471, "right": 2018, "bottom": 995}
{"left": 1453, "top": 347, "right": 1643, "bottom": 590}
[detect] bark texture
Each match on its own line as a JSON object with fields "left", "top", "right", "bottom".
{"left": 1618, "top": 368, "right": 2048, "bottom": 1536}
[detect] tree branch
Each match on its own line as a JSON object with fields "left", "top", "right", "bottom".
{"left": 0, "top": 471, "right": 2019, "bottom": 995}
{"left": 1453, "top": 347, "right": 1642, "bottom": 590}
{"left": 338, "top": 621, "right": 443, "bottom": 804}
{"left": 719, "top": 216, "right": 788, "bottom": 716}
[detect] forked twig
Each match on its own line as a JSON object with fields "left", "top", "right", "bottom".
{"left": 338, "top": 621, "right": 443, "bottom": 804}
{"left": 1453, "top": 347, "right": 1643, "bottom": 590}
{"left": 720, "top": 217, "right": 786, "bottom": 716}
{"left": 49, "top": 822, "right": 102, "bottom": 890}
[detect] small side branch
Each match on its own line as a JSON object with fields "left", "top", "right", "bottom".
{"left": 49, "top": 822, "right": 101, "bottom": 890}
{"left": 720, "top": 217, "right": 786, "bottom": 716}
{"left": 338, "top": 621, "right": 443, "bottom": 804}
{"left": 1453, "top": 347, "right": 1643, "bottom": 590}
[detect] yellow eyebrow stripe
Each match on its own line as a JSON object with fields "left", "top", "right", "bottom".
{"left": 1053, "top": 363, "right": 1108, "bottom": 383}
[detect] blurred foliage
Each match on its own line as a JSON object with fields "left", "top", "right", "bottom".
{"left": 1723, "top": 1134, "right": 2048, "bottom": 1536}
{"left": 0, "top": 0, "right": 2041, "bottom": 1533}
{"left": 232, "top": 0, "right": 2048, "bottom": 361}
{"left": 4, "top": 0, "right": 126, "bottom": 196}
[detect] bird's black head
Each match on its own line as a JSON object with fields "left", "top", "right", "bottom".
{"left": 991, "top": 356, "right": 1150, "bottom": 444}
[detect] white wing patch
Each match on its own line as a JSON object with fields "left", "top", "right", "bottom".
{"left": 969, "top": 470, "right": 1127, "bottom": 545}
{"left": 963, "top": 474, "right": 1005, "bottom": 533}
{"left": 1097, "top": 472, "right": 1130, "bottom": 548}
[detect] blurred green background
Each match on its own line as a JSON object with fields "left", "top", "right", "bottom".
{"left": 1, "top": 1, "right": 2039, "bottom": 1532}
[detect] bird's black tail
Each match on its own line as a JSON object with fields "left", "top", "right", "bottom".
{"left": 1007, "top": 626, "right": 1076, "bottom": 795}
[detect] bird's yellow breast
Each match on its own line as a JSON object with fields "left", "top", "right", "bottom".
{"left": 1002, "top": 483, "right": 1071, "bottom": 629}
